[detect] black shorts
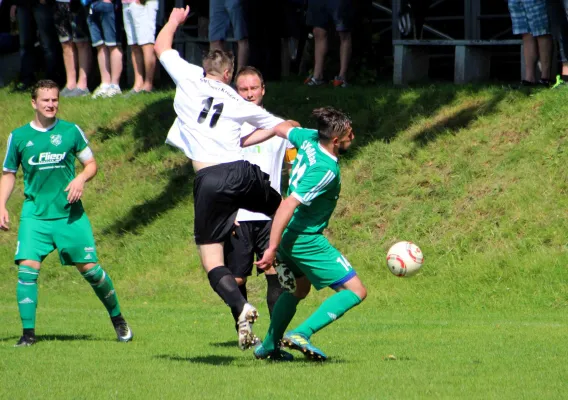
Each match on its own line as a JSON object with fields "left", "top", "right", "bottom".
{"left": 224, "top": 220, "right": 271, "bottom": 278}
{"left": 193, "top": 160, "right": 281, "bottom": 245}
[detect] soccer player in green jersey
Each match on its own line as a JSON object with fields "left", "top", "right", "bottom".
{"left": 254, "top": 106, "right": 367, "bottom": 361}
{"left": 0, "top": 80, "right": 133, "bottom": 347}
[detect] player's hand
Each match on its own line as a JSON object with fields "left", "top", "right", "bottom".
{"left": 287, "top": 120, "right": 301, "bottom": 127}
{"left": 168, "top": 6, "right": 190, "bottom": 26}
{"left": 255, "top": 247, "right": 277, "bottom": 271}
{"left": 65, "top": 176, "right": 86, "bottom": 203}
{"left": 0, "top": 208, "right": 10, "bottom": 231}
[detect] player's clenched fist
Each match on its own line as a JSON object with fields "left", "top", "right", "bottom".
{"left": 168, "top": 6, "right": 190, "bottom": 26}
{"left": 0, "top": 208, "right": 9, "bottom": 231}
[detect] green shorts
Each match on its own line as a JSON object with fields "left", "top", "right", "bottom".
{"left": 15, "top": 213, "right": 98, "bottom": 266}
{"left": 278, "top": 231, "right": 356, "bottom": 290}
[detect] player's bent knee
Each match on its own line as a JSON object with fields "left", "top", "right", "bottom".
{"left": 18, "top": 260, "right": 41, "bottom": 270}
{"left": 235, "top": 276, "right": 247, "bottom": 286}
{"left": 293, "top": 277, "right": 311, "bottom": 300}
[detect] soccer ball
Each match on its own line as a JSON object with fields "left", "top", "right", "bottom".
{"left": 386, "top": 241, "right": 424, "bottom": 277}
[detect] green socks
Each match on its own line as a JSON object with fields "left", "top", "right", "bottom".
{"left": 293, "top": 290, "right": 362, "bottom": 339}
{"left": 262, "top": 291, "right": 300, "bottom": 352}
{"left": 81, "top": 264, "right": 121, "bottom": 317}
{"left": 17, "top": 265, "right": 39, "bottom": 329}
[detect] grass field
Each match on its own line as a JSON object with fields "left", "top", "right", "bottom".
{"left": 0, "top": 82, "right": 567, "bottom": 399}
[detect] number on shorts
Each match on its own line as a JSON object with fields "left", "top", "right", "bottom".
{"left": 15, "top": 241, "right": 20, "bottom": 256}
{"left": 198, "top": 97, "right": 224, "bottom": 128}
{"left": 336, "top": 255, "right": 352, "bottom": 271}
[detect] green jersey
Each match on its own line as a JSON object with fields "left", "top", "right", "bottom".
{"left": 286, "top": 128, "right": 341, "bottom": 234}
{"left": 3, "top": 119, "right": 89, "bottom": 219}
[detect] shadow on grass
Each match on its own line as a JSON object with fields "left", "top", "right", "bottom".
{"left": 102, "top": 161, "right": 194, "bottom": 236}
{"left": 36, "top": 334, "right": 101, "bottom": 342}
{"left": 154, "top": 354, "right": 237, "bottom": 365}
{"left": 210, "top": 340, "right": 239, "bottom": 348}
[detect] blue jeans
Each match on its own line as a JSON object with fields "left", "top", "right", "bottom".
{"left": 17, "top": 3, "right": 61, "bottom": 85}
{"left": 547, "top": 0, "right": 568, "bottom": 63}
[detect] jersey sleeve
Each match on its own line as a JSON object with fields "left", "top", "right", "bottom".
{"left": 2, "top": 133, "right": 20, "bottom": 173}
{"left": 159, "top": 49, "right": 205, "bottom": 86}
{"left": 74, "top": 124, "right": 89, "bottom": 153}
{"left": 290, "top": 166, "right": 336, "bottom": 206}
{"left": 287, "top": 128, "right": 318, "bottom": 149}
{"left": 236, "top": 101, "right": 285, "bottom": 130}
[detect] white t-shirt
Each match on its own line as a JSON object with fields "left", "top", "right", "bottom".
{"left": 236, "top": 123, "right": 294, "bottom": 222}
{"left": 159, "top": 50, "right": 285, "bottom": 163}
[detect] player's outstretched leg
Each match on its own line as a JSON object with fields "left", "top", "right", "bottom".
{"left": 15, "top": 264, "right": 39, "bottom": 347}
{"left": 257, "top": 291, "right": 300, "bottom": 354}
{"left": 80, "top": 264, "right": 133, "bottom": 342}
{"left": 253, "top": 342, "right": 294, "bottom": 361}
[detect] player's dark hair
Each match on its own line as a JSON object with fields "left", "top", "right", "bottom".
{"left": 235, "top": 66, "right": 265, "bottom": 87}
{"left": 312, "top": 107, "right": 352, "bottom": 142}
{"left": 31, "top": 79, "right": 59, "bottom": 100}
{"left": 202, "top": 49, "right": 235, "bottom": 79}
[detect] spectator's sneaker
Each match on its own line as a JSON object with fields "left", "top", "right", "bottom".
{"left": 281, "top": 332, "right": 327, "bottom": 361}
{"left": 123, "top": 88, "right": 143, "bottom": 98}
{"left": 60, "top": 87, "right": 75, "bottom": 97}
{"left": 105, "top": 85, "right": 122, "bottom": 98}
{"left": 304, "top": 76, "right": 325, "bottom": 86}
{"left": 237, "top": 303, "right": 259, "bottom": 350}
{"left": 111, "top": 315, "right": 133, "bottom": 342}
{"left": 254, "top": 343, "right": 294, "bottom": 361}
{"left": 14, "top": 334, "right": 37, "bottom": 347}
{"left": 552, "top": 75, "right": 566, "bottom": 89}
{"left": 538, "top": 78, "right": 552, "bottom": 88}
{"left": 68, "top": 87, "right": 90, "bottom": 97}
{"left": 92, "top": 85, "right": 109, "bottom": 99}
{"left": 331, "top": 76, "right": 349, "bottom": 88}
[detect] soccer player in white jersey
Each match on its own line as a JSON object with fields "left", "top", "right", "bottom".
{"left": 224, "top": 66, "right": 297, "bottom": 329}
{"left": 154, "top": 6, "right": 298, "bottom": 350}
{"left": 0, "top": 80, "right": 133, "bottom": 347}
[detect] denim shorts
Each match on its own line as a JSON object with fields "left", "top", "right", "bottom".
{"left": 306, "top": 0, "right": 354, "bottom": 32}
{"left": 54, "top": 2, "right": 91, "bottom": 43}
{"left": 208, "top": 0, "right": 248, "bottom": 41}
{"left": 508, "top": 0, "right": 550, "bottom": 36}
{"left": 123, "top": 0, "right": 158, "bottom": 45}
{"left": 86, "top": 0, "right": 122, "bottom": 46}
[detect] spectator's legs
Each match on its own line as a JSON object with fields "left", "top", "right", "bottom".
{"left": 237, "top": 38, "right": 249, "bottom": 72}
{"left": 141, "top": 43, "right": 156, "bottom": 91}
{"left": 33, "top": 3, "right": 61, "bottom": 83}
{"left": 76, "top": 42, "right": 91, "bottom": 90}
{"left": 312, "top": 27, "right": 328, "bottom": 80}
{"left": 522, "top": 33, "right": 538, "bottom": 82}
{"left": 130, "top": 44, "right": 144, "bottom": 91}
{"left": 109, "top": 45, "right": 123, "bottom": 87}
{"left": 96, "top": 45, "right": 111, "bottom": 85}
{"left": 16, "top": 6, "right": 36, "bottom": 86}
{"left": 536, "top": 34, "right": 553, "bottom": 80}
{"left": 62, "top": 41, "right": 78, "bottom": 90}
{"left": 338, "top": 31, "right": 352, "bottom": 80}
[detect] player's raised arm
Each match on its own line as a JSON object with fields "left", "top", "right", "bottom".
{"left": 240, "top": 120, "right": 300, "bottom": 147}
{"left": 154, "top": 6, "right": 190, "bottom": 59}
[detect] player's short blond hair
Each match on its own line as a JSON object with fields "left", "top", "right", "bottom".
{"left": 202, "top": 49, "right": 235, "bottom": 79}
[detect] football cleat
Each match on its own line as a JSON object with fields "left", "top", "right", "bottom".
{"left": 281, "top": 332, "right": 327, "bottom": 361}
{"left": 111, "top": 316, "right": 133, "bottom": 342}
{"left": 14, "top": 334, "right": 37, "bottom": 347}
{"left": 237, "top": 303, "right": 259, "bottom": 350}
{"left": 254, "top": 343, "right": 294, "bottom": 361}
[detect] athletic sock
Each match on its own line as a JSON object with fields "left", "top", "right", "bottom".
{"left": 230, "top": 284, "right": 248, "bottom": 326}
{"left": 262, "top": 291, "right": 299, "bottom": 352}
{"left": 239, "top": 283, "right": 247, "bottom": 301}
{"left": 208, "top": 266, "right": 247, "bottom": 318}
{"left": 81, "top": 264, "right": 121, "bottom": 317}
{"left": 293, "top": 290, "right": 362, "bottom": 339}
{"left": 265, "top": 274, "right": 284, "bottom": 318}
{"left": 17, "top": 265, "right": 39, "bottom": 329}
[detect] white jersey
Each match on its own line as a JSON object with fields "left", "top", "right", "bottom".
{"left": 159, "top": 50, "right": 284, "bottom": 163}
{"left": 236, "top": 123, "right": 294, "bottom": 222}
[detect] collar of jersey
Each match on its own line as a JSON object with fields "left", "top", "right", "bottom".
{"left": 30, "top": 118, "right": 58, "bottom": 132}
{"left": 318, "top": 143, "right": 337, "bottom": 162}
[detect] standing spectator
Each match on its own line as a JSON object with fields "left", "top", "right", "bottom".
{"left": 11, "top": 0, "right": 62, "bottom": 92}
{"left": 547, "top": 0, "right": 568, "bottom": 88}
{"left": 54, "top": 0, "right": 92, "bottom": 97}
{"left": 304, "top": 0, "right": 354, "bottom": 88}
{"left": 86, "top": 0, "right": 123, "bottom": 98}
{"left": 209, "top": 0, "right": 249, "bottom": 72}
{"left": 122, "top": 0, "right": 159, "bottom": 95}
{"left": 508, "top": 0, "right": 553, "bottom": 86}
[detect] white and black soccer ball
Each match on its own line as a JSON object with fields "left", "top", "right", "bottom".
{"left": 275, "top": 261, "right": 296, "bottom": 292}
{"left": 386, "top": 241, "right": 424, "bottom": 277}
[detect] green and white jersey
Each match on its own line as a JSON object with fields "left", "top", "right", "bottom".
{"left": 286, "top": 127, "right": 341, "bottom": 234}
{"left": 3, "top": 119, "right": 90, "bottom": 219}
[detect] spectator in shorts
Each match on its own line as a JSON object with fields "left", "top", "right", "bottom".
{"left": 304, "top": 0, "right": 354, "bottom": 88}
{"left": 209, "top": 0, "right": 249, "bottom": 72}
{"left": 11, "top": 0, "right": 62, "bottom": 91}
{"left": 54, "top": 0, "right": 92, "bottom": 97}
{"left": 508, "top": 0, "right": 553, "bottom": 86}
{"left": 86, "top": 0, "right": 123, "bottom": 98}
{"left": 122, "top": 0, "right": 159, "bottom": 95}
{"left": 547, "top": 0, "right": 568, "bottom": 88}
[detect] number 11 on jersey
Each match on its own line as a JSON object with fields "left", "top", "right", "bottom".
{"left": 198, "top": 97, "right": 224, "bottom": 128}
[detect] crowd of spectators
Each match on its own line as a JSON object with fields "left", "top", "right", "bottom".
{"left": 0, "top": 0, "right": 361, "bottom": 96}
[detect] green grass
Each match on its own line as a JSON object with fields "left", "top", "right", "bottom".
{"left": 0, "top": 83, "right": 567, "bottom": 399}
